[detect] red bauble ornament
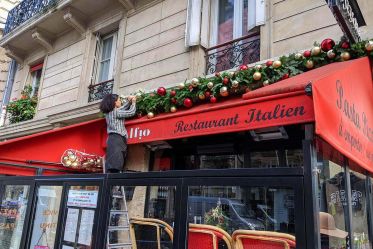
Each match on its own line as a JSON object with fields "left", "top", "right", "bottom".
{"left": 321, "top": 38, "right": 335, "bottom": 52}
{"left": 210, "top": 96, "right": 217, "bottom": 103}
{"left": 188, "top": 85, "right": 194, "bottom": 90}
{"left": 170, "top": 90, "right": 176, "bottom": 97}
{"left": 266, "top": 61, "right": 273, "bottom": 67}
{"left": 282, "top": 73, "right": 289, "bottom": 80}
{"left": 171, "top": 98, "right": 177, "bottom": 104}
{"left": 222, "top": 77, "right": 229, "bottom": 85}
{"left": 239, "top": 65, "right": 248, "bottom": 71}
{"left": 183, "top": 98, "right": 193, "bottom": 108}
{"left": 204, "top": 91, "right": 211, "bottom": 98}
{"left": 157, "top": 87, "right": 166, "bottom": 96}
{"left": 303, "top": 50, "right": 311, "bottom": 58}
{"left": 341, "top": 41, "right": 350, "bottom": 49}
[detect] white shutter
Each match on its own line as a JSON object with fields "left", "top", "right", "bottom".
{"left": 255, "top": 0, "right": 266, "bottom": 26}
{"left": 185, "top": 0, "right": 202, "bottom": 47}
{"left": 247, "top": 0, "right": 266, "bottom": 31}
{"left": 200, "top": 0, "right": 210, "bottom": 48}
{"left": 91, "top": 33, "right": 102, "bottom": 84}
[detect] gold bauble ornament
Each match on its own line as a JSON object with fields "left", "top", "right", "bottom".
{"left": 273, "top": 60, "right": 282, "bottom": 69}
{"left": 198, "top": 93, "right": 206, "bottom": 100}
{"left": 311, "top": 46, "right": 321, "bottom": 56}
{"left": 263, "top": 80, "right": 270, "bottom": 86}
{"left": 232, "top": 80, "right": 239, "bottom": 88}
{"left": 178, "top": 82, "right": 185, "bottom": 89}
{"left": 82, "top": 162, "right": 89, "bottom": 167}
{"left": 69, "top": 154, "right": 76, "bottom": 162}
{"left": 191, "top": 78, "right": 199, "bottom": 87}
{"left": 294, "top": 53, "right": 303, "bottom": 60}
{"left": 96, "top": 158, "right": 102, "bottom": 164}
{"left": 147, "top": 112, "right": 155, "bottom": 119}
{"left": 305, "top": 60, "right": 314, "bottom": 69}
{"left": 253, "top": 72, "right": 262, "bottom": 81}
{"left": 66, "top": 160, "right": 72, "bottom": 166}
{"left": 229, "top": 71, "right": 235, "bottom": 78}
{"left": 63, "top": 156, "right": 69, "bottom": 162}
{"left": 255, "top": 64, "right": 262, "bottom": 70}
{"left": 170, "top": 106, "right": 177, "bottom": 113}
{"left": 341, "top": 52, "right": 351, "bottom": 61}
{"left": 365, "top": 41, "right": 373, "bottom": 51}
{"left": 71, "top": 162, "right": 78, "bottom": 168}
{"left": 220, "top": 86, "right": 229, "bottom": 97}
{"left": 327, "top": 50, "right": 336, "bottom": 59}
{"left": 207, "top": 82, "right": 214, "bottom": 89}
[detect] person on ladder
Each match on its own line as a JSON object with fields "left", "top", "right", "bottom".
{"left": 99, "top": 94, "right": 136, "bottom": 173}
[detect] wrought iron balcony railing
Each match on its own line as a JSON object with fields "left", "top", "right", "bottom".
{"left": 205, "top": 33, "right": 261, "bottom": 75}
{"left": 88, "top": 79, "right": 114, "bottom": 102}
{"left": 4, "top": 0, "right": 58, "bottom": 35}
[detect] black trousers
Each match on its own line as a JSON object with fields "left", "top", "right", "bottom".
{"left": 105, "top": 133, "right": 127, "bottom": 173}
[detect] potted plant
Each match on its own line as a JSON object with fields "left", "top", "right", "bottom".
{"left": 6, "top": 85, "right": 37, "bottom": 124}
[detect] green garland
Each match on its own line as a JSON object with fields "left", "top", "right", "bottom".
{"left": 135, "top": 37, "right": 373, "bottom": 118}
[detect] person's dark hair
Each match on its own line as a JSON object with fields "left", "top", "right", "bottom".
{"left": 99, "top": 94, "right": 119, "bottom": 113}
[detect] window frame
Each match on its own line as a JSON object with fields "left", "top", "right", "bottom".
{"left": 96, "top": 32, "right": 118, "bottom": 84}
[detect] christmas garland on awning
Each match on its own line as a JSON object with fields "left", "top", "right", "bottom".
{"left": 135, "top": 38, "right": 373, "bottom": 119}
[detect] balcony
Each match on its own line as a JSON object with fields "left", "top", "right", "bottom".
{"left": 1, "top": 0, "right": 132, "bottom": 62}
{"left": 205, "top": 33, "right": 261, "bottom": 75}
{"left": 88, "top": 79, "right": 114, "bottom": 102}
{"left": 4, "top": 0, "right": 58, "bottom": 35}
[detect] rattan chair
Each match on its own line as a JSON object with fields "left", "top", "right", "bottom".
{"left": 129, "top": 217, "right": 174, "bottom": 249}
{"left": 232, "top": 230, "right": 296, "bottom": 249}
{"left": 188, "top": 223, "right": 233, "bottom": 249}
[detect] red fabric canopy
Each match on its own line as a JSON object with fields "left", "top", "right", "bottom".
{"left": 1, "top": 57, "right": 372, "bottom": 175}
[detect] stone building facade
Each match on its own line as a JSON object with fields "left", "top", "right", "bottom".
{"left": 0, "top": 0, "right": 371, "bottom": 171}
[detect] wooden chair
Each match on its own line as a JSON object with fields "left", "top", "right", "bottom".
{"left": 232, "top": 230, "right": 296, "bottom": 249}
{"left": 188, "top": 223, "right": 233, "bottom": 249}
{"left": 129, "top": 217, "right": 174, "bottom": 249}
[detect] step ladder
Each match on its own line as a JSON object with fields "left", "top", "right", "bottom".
{"left": 107, "top": 186, "right": 133, "bottom": 249}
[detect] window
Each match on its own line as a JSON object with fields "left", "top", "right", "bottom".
{"left": 30, "top": 63, "right": 43, "bottom": 97}
{"left": 0, "top": 185, "right": 30, "bottom": 249}
{"left": 29, "top": 185, "right": 63, "bottom": 249}
{"left": 210, "top": 0, "right": 250, "bottom": 46}
{"left": 94, "top": 32, "right": 117, "bottom": 84}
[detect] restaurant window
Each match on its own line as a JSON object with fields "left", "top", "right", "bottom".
{"left": 108, "top": 185, "right": 176, "bottom": 248}
{"left": 29, "top": 185, "right": 63, "bottom": 249}
{"left": 316, "top": 140, "right": 350, "bottom": 249}
{"left": 61, "top": 185, "right": 100, "bottom": 249}
{"left": 348, "top": 162, "right": 370, "bottom": 248}
{"left": 0, "top": 185, "right": 30, "bottom": 249}
{"left": 187, "top": 185, "right": 296, "bottom": 248}
{"left": 30, "top": 63, "right": 43, "bottom": 97}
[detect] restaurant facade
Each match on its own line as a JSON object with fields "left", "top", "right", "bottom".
{"left": 0, "top": 0, "right": 373, "bottom": 249}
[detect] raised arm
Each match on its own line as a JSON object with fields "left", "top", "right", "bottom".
{"left": 116, "top": 103, "right": 136, "bottom": 119}
{"left": 120, "top": 99, "right": 130, "bottom": 109}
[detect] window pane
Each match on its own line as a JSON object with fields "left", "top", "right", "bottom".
{"left": 29, "top": 186, "right": 63, "bottom": 249}
{"left": 98, "top": 60, "right": 110, "bottom": 82}
{"left": 242, "top": 0, "right": 249, "bottom": 35}
{"left": 317, "top": 141, "right": 349, "bottom": 249}
{"left": 187, "top": 186, "right": 296, "bottom": 249}
{"left": 62, "top": 186, "right": 99, "bottom": 248}
{"left": 0, "top": 185, "right": 30, "bottom": 249}
{"left": 217, "top": 0, "right": 234, "bottom": 44}
{"left": 108, "top": 186, "right": 176, "bottom": 249}
{"left": 101, "top": 37, "right": 113, "bottom": 61}
{"left": 349, "top": 170, "right": 370, "bottom": 248}
{"left": 31, "top": 69, "right": 42, "bottom": 97}
{"left": 251, "top": 151, "right": 280, "bottom": 168}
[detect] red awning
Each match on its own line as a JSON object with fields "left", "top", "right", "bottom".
{"left": 1, "top": 57, "right": 372, "bottom": 175}
{"left": 0, "top": 119, "right": 107, "bottom": 176}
